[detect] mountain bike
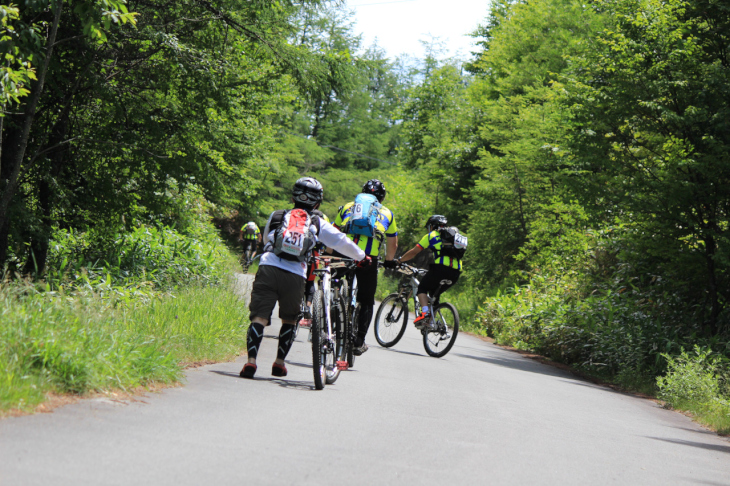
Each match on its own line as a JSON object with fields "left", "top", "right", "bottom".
{"left": 310, "top": 256, "right": 358, "bottom": 390}
{"left": 373, "top": 262, "right": 459, "bottom": 357}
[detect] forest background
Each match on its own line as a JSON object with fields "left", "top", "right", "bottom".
{"left": 2, "top": 0, "right": 730, "bottom": 432}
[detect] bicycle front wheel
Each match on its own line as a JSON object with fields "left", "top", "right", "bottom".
{"left": 374, "top": 294, "right": 409, "bottom": 348}
{"left": 423, "top": 303, "right": 459, "bottom": 358}
{"left": 311, "top": 290, "right": 326, "bottom": 390}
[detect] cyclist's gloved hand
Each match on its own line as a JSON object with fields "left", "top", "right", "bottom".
{"left": 382, "top": 259, "right": 397, "bottom": 269}
{"left": 357, "top": 256, "right": 373, "bottom": 268}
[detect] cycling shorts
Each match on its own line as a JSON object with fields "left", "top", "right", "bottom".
{"left": 417, "top": 264, "right": 461, "bottom": 298}
{"left": 249, "top": 265, "right": 305, "bottom": 323}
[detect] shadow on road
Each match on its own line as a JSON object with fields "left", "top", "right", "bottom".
{"left": 453, "top": 352, "right": 573, "bottom": 379}
{"left": 376, "top": 346, "right": 427, "bottom": 358}
{"left": 646, "top": 436, "right": 730, "bottom": 454}
{"left": 208, "top": 370, "right": 316, "bottom": 391}
{"left": 285, "top": 360, "right": 312, "bottom": 369}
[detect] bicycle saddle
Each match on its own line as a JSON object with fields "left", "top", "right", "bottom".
{"left": 439, "top": 279, "right": 452, "bottom": 285}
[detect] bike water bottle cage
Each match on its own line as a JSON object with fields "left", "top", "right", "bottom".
{"left": 345, "top": 193, "right": 381, "bottom": 238}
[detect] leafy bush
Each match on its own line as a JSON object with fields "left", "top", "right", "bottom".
{"left": 657, "top": 347, "right": 723, "bottom": 407}
{"left": 44, "top": 223, "right": 237, "bottom": 292}
{"left": 657, "top": 347, "right": 730, "bottom": 434}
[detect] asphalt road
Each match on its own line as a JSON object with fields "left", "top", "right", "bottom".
{"left": 1, "top": 274, "right": 730, "bottom": 485}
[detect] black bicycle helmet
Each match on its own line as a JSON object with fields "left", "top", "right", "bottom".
{"left": 362, "top": 179, "right": 386, "bottom": 203}
{"left": 292, "top": 177, "right": 323, "bottom": 209}
{"left": 425, "top": 215, "right": 448, "bottom": 231}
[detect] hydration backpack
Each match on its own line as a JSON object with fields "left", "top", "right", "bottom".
{"left": 270, "top": 209, "right": 319, "bottom": 262}
{"left": 345, "top": 193, "right": 381, "bottom": 238}
{"left": 244, "top": 223, "right": 256, "bottom": 237}
{"left": 438, "top": 226, "right": 467, "bottom": 260}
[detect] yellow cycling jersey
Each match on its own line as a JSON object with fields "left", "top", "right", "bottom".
{"left": 241, "top": 222, "right": 261, "bottom": 240}
{"left": 417, "top": 230, "right": 462, "bottom": 271}
{"left": 334, "top": 202, "right": 397, "bottom": 257}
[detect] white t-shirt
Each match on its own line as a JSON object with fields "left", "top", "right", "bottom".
{"left": 259, "top": 210, "right": 366, "bottom": 278}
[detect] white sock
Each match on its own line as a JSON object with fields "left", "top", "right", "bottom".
{"left": 422, "top": 305, "right": 429, "bottom": 314}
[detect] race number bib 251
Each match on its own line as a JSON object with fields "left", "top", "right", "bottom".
{"left": 282, "top": 231, "right": 305, "bottom": 255}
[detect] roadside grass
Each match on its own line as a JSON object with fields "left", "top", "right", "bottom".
{"left": 124, "top": 281, "right": 248, "bottom": 364}
{"left": 0, "top": 278, "right": 248, "bottom": 415}
{"left": 664, "top": 399, "right": 730, "bottom": 436}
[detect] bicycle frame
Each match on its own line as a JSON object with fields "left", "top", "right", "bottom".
{"left": 395, "top": 264, "right": 445, "bottom": 323}
{"left": 313, "top": 261, "right": 335, "bottom": 352}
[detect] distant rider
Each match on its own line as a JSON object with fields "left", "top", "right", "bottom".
{"left": 240, "top": 177, "right": 370, "bottom": 379}
{"left": 335, "top": 179, "right": 398, "bottom": 355}
{"left": 397, "top": 215, "right": 464, "bottom": 328}
{"left": 239, "top": 221, "right": 261, "bottom": 260}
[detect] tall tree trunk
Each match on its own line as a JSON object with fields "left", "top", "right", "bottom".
{"left": 704, "top": 234, "right": 720, "bottom": 335}
{"left": 22, "top": 111, "right": 71, "bottom": 276}
{"left": 0, "top": 120, "right": 22, "bottom": 267}
{"left": 0, "top": 4, "right": 62, "bottom": 265}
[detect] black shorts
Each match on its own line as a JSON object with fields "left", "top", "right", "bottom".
{"left": 329, "top": 249, "right": 378, "bottom": 306}
{"left": 355, "top": 260, "right": 379, "bottom": 306}
{"left": 242, "top": 239, "right": 256, "bottom": 252}
{"left": 249, "top": 265, "right": 305, "bottom": 323}
{"left": 417, "top": 264, "right": 461, "bottom": 298}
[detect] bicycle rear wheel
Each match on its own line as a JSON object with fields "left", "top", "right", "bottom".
{"left": 423, "top": 303, "right": 459, "bottom": 358}
{"left": 374, "top": 293, "right": 409, "bottom": 348}
{"left": 327, "top": 296, "right": 347, "bottom": 384}
{"left": 347, "top": 303, "right": 360, "bottom": 367}
{"left": 311, "top": 290, "right": 326, "bottom": 390}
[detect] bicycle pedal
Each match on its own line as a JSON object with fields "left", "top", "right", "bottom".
{"left": 336, "top": 361, "right": 349, "bottom": 370}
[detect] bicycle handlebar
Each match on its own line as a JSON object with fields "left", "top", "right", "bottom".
{"left": 310, "top": 255, "right": 359, "bottom": 270}
{"left": 394, "top": 261, "right": 427, "bottom": 276}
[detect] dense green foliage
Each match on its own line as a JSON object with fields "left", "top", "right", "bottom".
{"left": 403, "top": 0, "right": 730, "bottom": 426}
{"left": 4, "top": 0, "right": 730, "bottom": 431}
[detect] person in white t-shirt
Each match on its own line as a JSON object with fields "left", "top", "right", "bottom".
{"left": 240, "top": 177, "right": 371, "bottom": 379}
